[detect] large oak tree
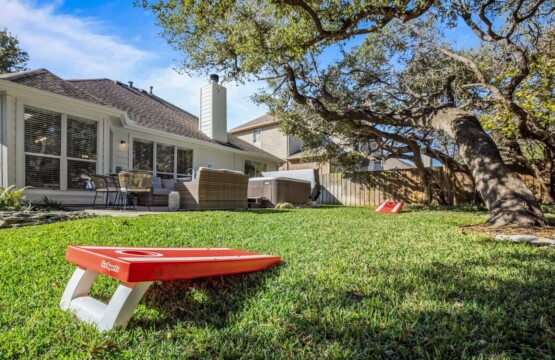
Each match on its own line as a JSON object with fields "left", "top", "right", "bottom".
{"left": 0, "top": 28, "right": 29, "bottom": 73}
{"left": 141, "top": 0, "right": 552, "bottom": 227}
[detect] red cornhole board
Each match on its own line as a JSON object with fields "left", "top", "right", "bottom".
{"left": 60, "top": 246, "right": 281, "bottom": 331}
{"left": 374, "top": 201, "right": 404, "bottom": 214}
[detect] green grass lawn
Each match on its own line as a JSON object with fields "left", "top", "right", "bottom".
{"left": 1, "top": 207, "right": 555, "bottom": 359}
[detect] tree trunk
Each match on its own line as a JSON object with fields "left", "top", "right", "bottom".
{"left": 411, "top": 147, "right": 433, "bottom": 204}
{"left": 429, "top": 108, "right": 547, "bottom": 227}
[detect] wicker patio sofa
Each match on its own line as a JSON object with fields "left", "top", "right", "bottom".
{"left": 174, "top": 168, "right": 249, "bottom": 210}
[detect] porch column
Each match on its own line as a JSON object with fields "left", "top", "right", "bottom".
{"left": 0, "top": 94, "right": 16, "bottom": 188}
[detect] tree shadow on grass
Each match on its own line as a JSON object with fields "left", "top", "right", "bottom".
{"left": 131, "top": 265, "right": 282, "bottom": 330}
{"left": 271, "top": 256, "right": 555, "bottom": 358}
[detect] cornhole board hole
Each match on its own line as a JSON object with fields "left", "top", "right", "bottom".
{"left": 60, "top": 246, "right": 281, "bottom": 331}
{"left": 374, "top": 201, "right": 404, "bottom": 214}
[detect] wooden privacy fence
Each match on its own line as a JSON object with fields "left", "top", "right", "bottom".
{"left": 317, "top": 168, "right": 449, "bottom": 206}
{"left": 317, "top": 167, "right": 548, "bottom": 206}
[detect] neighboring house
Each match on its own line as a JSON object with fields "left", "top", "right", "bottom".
{"left": 229, "top": 114, "right": 302, "bottom": 171}
{"left": 0, "top": 69, "right": 281, "bottom": 204}
{"left": 230, "top": 114, "right": 383, "bottom": 174}
{"left": 382, "top": 158, "right": 416, "bottom": 171}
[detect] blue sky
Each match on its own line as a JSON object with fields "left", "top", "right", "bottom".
{"left": 1, "top": 0, "right": 268, "bottom": 129}
{"left": 1, "top": 1, "right": 480, "bottom": 130}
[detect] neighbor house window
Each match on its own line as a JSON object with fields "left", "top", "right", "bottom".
{"left": 252, "top": 129, "right": 261, "bottom": 143}
{"left": 24, "top": 106, "right": 97, "bottom": 190}
{"left": 244, "top": 160, "right": 266, "bottom": 177}
{"left": 133, "top": 139, "right": 193, "bottom": 179}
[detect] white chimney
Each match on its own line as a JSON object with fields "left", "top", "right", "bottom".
{"left": 200, "top": 74, "right": 227, "bottom": 143}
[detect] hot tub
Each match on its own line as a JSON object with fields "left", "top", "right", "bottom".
{"left": 248, "top": 177, "right": 311, "bottom": 206}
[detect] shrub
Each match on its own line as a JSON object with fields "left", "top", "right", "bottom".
{"left": 0, "top": 185, "right": 30, "bottom": 211}
{"left": 37, "top": 196, "right": 66, "bottom": 211}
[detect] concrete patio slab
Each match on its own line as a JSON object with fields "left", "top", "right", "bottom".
{"left": 68, "top": 206, "right": 172, "bottom": 217}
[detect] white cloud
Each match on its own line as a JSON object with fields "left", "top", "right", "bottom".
{"left": 0, "top": 0, "right": 154, "bottom": 79}
{"left": 0, "top": 0, "right": 267, "bottom": 128}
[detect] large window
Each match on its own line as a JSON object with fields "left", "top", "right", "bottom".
{"left": 156, "top": 144, "right": 174, "bottom": 179}
{"left": 67, "top": 116, "right": 97, "bottom": 189}
{"left": 24, "top": 107, "right": 61, "bottom": 189}
{"left": 133, "top": 139, "right": 154, "bottom": 171}
{"left": 133, "top": 139, "right": 193, "bottom": 179}
{"left": 24, "top": 106, "right": 97, "bottom": 190}
{"left": 177, "top": 148, "right": 193, "bottom": 178}
{"left": 244, "top": 160, "right": 266, "bottom": 178}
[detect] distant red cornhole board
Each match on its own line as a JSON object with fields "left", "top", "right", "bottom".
{"left": 374, "top": 201, "right": 404, "bottom": 214}
{"left": 60, "top": 246, "right": 281, "bottom": 331}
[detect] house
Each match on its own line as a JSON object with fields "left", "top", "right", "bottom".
{"left": 229, "top": 114, "right": 301, "bottom": 170}
{"left": 0, "top": 69, "right": 281, "bottom": 204}
{"left": 382, "top": 158, "right": 417, "bottom": 171}
{"left": 229, "top": 114, "right": 383, "bottom": 174}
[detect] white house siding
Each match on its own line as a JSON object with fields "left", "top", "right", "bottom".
{"left": 200, "top": 82, "right": 227, "bottom": 143}
{"left": 111, "top": 126, "right": 130, "bottom": 172}
{"left": 234, "top": 125, "right": 289, "bottom": 160}
{"left": 0, "top": 94, "right": 17, "bottom": 187}
{"left": 234, "top": 131, "right": 254, "bottom": 146}
{"left": 261, "top": 125, "right": 289, "bottom": 159}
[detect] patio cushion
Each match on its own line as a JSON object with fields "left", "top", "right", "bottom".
{"left": 152, "top": 188, "right": 172, "bottom": 196}
{"left": 162, "top": 179, "right": 176, "bottom": 189}
{"left": 152, "top": 177, "right": 162, "bottom": 189}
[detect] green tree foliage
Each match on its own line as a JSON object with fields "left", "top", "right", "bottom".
{"left": 0, "top": 28, "right": 29, "bottom": 73}
{"left": 141, "top": 0, "right": 551, "bottom": 226}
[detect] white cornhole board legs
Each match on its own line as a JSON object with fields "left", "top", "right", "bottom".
{"left": 59, "top": 246, "right": 282, "bottom": 331}
{"left": 60, "top": 267, "right": 153, "bottom": 331}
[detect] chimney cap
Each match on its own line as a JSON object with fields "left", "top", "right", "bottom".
{"left": 128, "top": 81, "right": 133, "bottom": 88}
{"left": 210, "top": 74, "right": 219, "bottom": 83}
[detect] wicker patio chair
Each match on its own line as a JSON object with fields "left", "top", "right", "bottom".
{"left": 174, "top": 168, "right": 249, "bottom": 210}
{"left": 118, "top": 171, "right": 152, "bottom": 211}
{"left": 90, "top": 174, "right": 120, "bottom": 208}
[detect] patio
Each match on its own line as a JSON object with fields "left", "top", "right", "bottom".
{"left": 69, "top": 205, "right": 173, "bottom": 217}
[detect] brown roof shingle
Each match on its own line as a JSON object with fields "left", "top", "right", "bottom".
{"left": 0, "top": 69, "right": 106, "bottom": 105}
{"left": 229, "top": 114, "right": 277, "bottom": 133}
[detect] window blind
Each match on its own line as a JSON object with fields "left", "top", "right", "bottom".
{"left": 24, "top": 106, "right": 61, "bottom": 156}
{"left": 25, "top": 155, "right": 60, "bottom": 189}
{"left": 67, "top": 160, "right": 96, "bottom": 190}
{"left": 24, "top": 106, "right": 62, "bottom": 188}
{"left": 67, "top": 116, "right": 97, "bottom": 160}
{"left": 66, "top": 116, "right": 97, "bottom": 190}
